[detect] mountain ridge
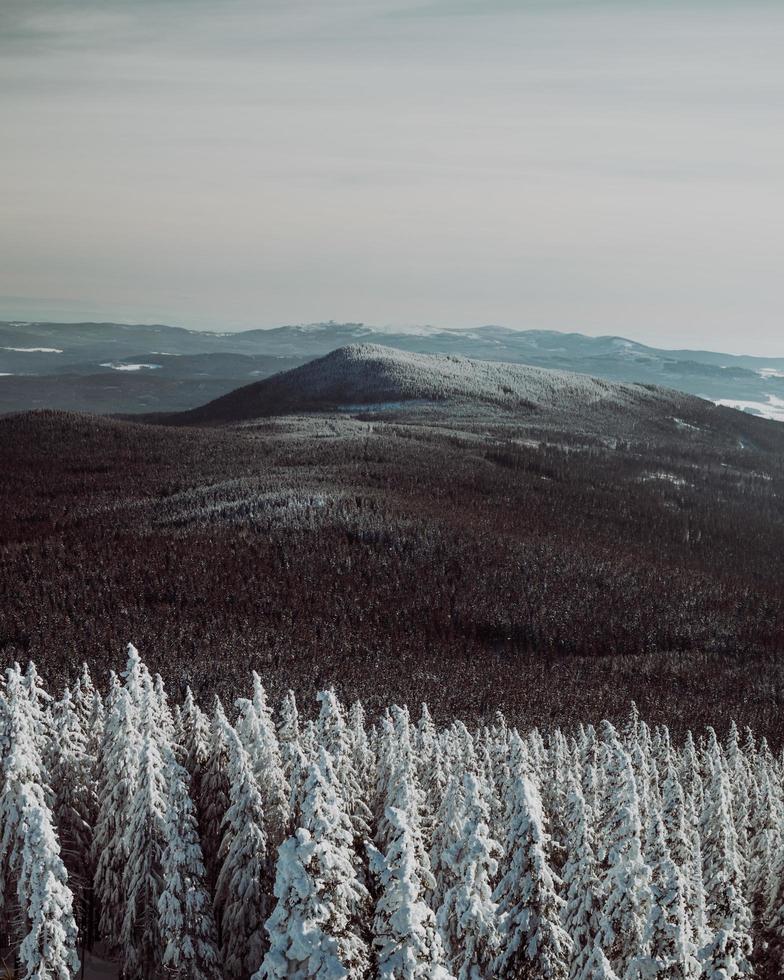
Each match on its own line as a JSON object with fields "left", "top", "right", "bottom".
{"left": 2, "top": 319, "right": 784, "bottom": 418}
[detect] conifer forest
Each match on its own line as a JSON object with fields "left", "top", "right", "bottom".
{"left": 2, "top": 644, "right": 783, "bottom": 979}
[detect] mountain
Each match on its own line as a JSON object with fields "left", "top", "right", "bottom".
{"left": 2, "top": 319, "right": 784, "bottom": 418}
{"left": 168, "top": 343, "right": 706, "bottom": 429}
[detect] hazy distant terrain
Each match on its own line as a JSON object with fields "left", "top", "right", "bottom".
{"left": 2, "top": 320, "right": 784, "bottom": 417}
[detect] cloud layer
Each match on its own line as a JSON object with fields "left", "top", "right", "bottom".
{"left": 2, "top": 1, "right": 783, "bottom": 353}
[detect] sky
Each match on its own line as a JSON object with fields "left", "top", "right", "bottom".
{"left": 1, "top": 0, "right": 783, "bottom": 355}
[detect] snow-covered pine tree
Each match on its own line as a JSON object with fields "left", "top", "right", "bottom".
{"left": 581, "top": 941, "right": 621, "bottom": 980}
{"left": 561, "top": 774, "right": 602, "bottom": 980}
{"left": 257, "top": 749, "right": 371, "bottom": 980}
{"left": 199, "top": 699, "right": 232, "bottom": 894}
{"left": 93, "top": 685, "right": 140, "bottom": 953}
{"left": 492, "top": 772, "right": 572, "bottom": 980}
{"left": 596, "top": 722, "right": 651, "bottom": 978}
{"left": 430, "top": 772, "right": 465, "bottom": 912}
{"left": 416, "top": 703, "right": 446, "bottom": 848}
{"left": 698, "top": 745, "right": 753, "bottom": 980}
{"left": 1, "top": 665, "right": 80, "bottom": 979}
{"left": 277, "top": 689, "right": 301, "bottom": 781}
{"left": 157, "top": 748, "right": 222, "bottom": 980}
{"left": 121, "top": 686, "right": 170, "bottom": 980}
{"left": 348, "top": 700, "right": 376, "bottom": 810}
{"left": 235, "top": 681, "right": 290, "bottom": 852}
{"left": 629, "top": 809, "right": 699, "bottom": 979}
{"left": 16, "top": 796, "right": 81, "bottom": 979}
{"left": 373, "top": 802, "right": 453, "bottom": 980}
{"left": 215, "top": 722, "right": 269, "bottom": 980}
{"left": 436, "top": 771, "right": 501, "bottom": 979}
{"left": 317, "top": 688, "right": 372, "bottom": 850}
{"left": 178, "top": 687, "right": 212, "bottom": 782}
{"left": 50, "top": 686, "right": 96, "bottom": 949}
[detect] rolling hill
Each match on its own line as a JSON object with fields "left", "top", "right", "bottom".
{"left": 168, "top": 343, "right": 701, "bottom": 424}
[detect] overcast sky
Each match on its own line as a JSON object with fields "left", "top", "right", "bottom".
{"left": 2, "top": 1, "right": 783, "bottom": 354}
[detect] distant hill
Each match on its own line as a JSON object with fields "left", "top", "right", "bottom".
{"left": 2, "top": 319, "right": 784, "bottom": 418}
{"left": 170, "top": 343, "right": 703, "bottom": 426}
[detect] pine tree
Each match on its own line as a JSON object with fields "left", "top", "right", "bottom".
{"left": 1, "top": 665, "right": 80, "bottom": 979}
{"left": 93, "top": 685, "right": 140, "bottom": 952}
{"left": 596, "top": 723, "right": 651, "bottom": 978}
{"left": 561, "top": 775, "right": 602, "bottom": 980}
{"left": 629, "top": 810, "right": 699, "bottom": 979}
{"left": 50, "top": 686, "right": 96, "bottom": 953}
{"left": 236, "top": 672, "right": 290, "bottom": 849}
{"left": 121, "top": 696, "right": 170, "bottom": 980}
{"left": 258, "top": 749, "right": 371, "bottom": 979}
{"left": 373, "top": 803, "right": 453, "bottom": 980}
{"left": 493, "top": 773, "right": 572, "bottom": 980}
{"left": 17, "top": 801, "right": 81, "bottom": 980}
{"left": 199, "top": 699, "right": 232, "bottom": 894}
{"left": 215, "top": 722, "right": 269, "bottom": 980}
{"left": 158, "top": 750, "right": 222, "bottom": 980}
{"left": 437, "top": 771, "right": 501, "bottom": 979}
{"left": 698, "top": 748, "right": 753, "bottom": 979}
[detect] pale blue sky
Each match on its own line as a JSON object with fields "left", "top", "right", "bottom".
{"left": 1, "top": 1, "right": 783, "bottom": 353}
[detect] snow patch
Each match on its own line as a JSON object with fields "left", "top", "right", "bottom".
{"left": 100, "top": 362, "right": 162, "bottom": 372}
{"left": 2, "top": 346, "right": 63, "bottom": 353}
{"left": 715, "top": 395, "right": 784, "bottom": 423}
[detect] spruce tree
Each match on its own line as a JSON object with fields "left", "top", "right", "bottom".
{"left": 215, "top": 722, "right": 270, "bottom": 980}
{"left": 258, "top": 749, "right": 371, "bottom": 979}
{"left": 492, "top": 773, "right": 572, "bottom": 980}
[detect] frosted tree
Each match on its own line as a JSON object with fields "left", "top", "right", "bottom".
{"left": 50, "top": 686, "right": 96, "bottom": 950}
{"left": 416, "top": 703, "right": 446, "bottom": 846}
{"left": 93, "top": 685, "right": 139, "bottom": 951}
{"left": 236, "top": 671, "right": 290, "bottom": 849}
{"left": 746, "top": 768, "right": 782, "bottom": 916}
{"left": 437, "top": 771, "right": 501, "bottom": 979}
{"left": 121, "top": 714, "right": 169, "bottom": 980}
{"left": 596, "top": 723, "right": 651, "bottom": 978}
{"left": 199, "top": 699, "right": 232, "bottom": 893}
{"left": 581, "top": 941, "right": 621, "bottom": 980}
{"left": 698, "top": 749, "right": 753, "bottom": 980}
{"left": 258, "top": 749, "right": 371, "bottom": 979}
{"left": 22, "top": 661, "right": 54, "bottom": 779}
{"left": 348, "top": 700, "right": 376, "bottom": 804}
{"left": 158, "top": 750, "right": 222, "bottom": 980}
{"left": 16, "top": 798, "right": 81, "bottom": 980}
{"left": 629, "top": 810, "right": 699, "bottom": 979}
{"left": 492, "top": 773, "right": 572, "bottom": 980}
{"left": 317, "top": 688, "right": 372, "bottom": 848}
{"left": 561, "top": 775, "right": 602, "bottom": 980}
{"left": 1, "top": 666, "right": 49, "bottom": 898}
{"left": 215, "top": 722, "right": 269, "bottom": 980}
{"left": 1, "top": 666, "right": 80, "bottom": 979}
{"left": 277, "top": 689, "right": 301, "bottom": 781}
{"left": 430, "top": 772, "right": 465, "bottom": 910}
{"left": 373, "top": 803, "right": 453, "bottom": 980}
{"left": 178, "top": 687, "right": 212, "bottom": 784}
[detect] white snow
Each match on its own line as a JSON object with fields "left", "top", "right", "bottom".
{"left": 100, "top": 362, "right": 162, "bottom": 371}
{"left": 2, "top": 346, "right": 63, "bottom": 353}
{"left": 715, "top": 394, "right": 784, "bottom": 423}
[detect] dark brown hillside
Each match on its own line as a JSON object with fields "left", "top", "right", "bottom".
{"left": 2, "top": 408, "right": 784, "bottom": 740}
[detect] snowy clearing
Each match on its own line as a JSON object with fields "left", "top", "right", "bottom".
{"left": 715, "top": 394, "right": 784, "bottom": 423}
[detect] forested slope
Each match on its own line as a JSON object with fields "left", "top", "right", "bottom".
{"left": 1, "top": 408, "right": 783, "bottom": 738}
